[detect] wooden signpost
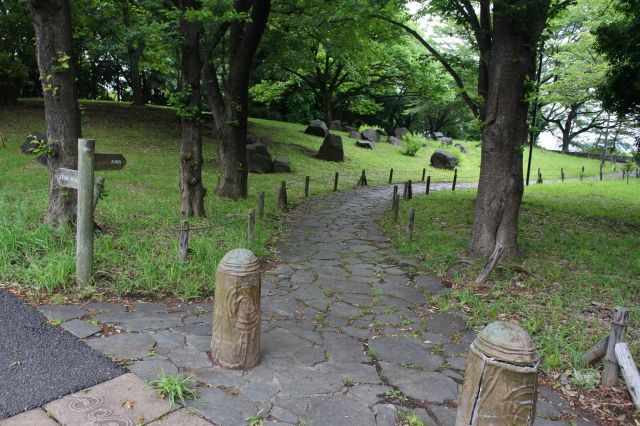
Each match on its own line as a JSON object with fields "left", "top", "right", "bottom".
{"left": 54, "top": 140, "right": 126, "bottom": 286}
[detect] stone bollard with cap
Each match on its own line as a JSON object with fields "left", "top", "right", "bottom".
{"left": 211, "top": 248, "right": 261, "bottom": 369}
{"left": 456, "top": 321, "right": 539, "bottom": 426}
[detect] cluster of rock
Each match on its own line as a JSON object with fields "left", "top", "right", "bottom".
{"left": 432, "top": 132, "right": 453, "bottom": 146}
{"left": 246, "top": 136, "right": 291, "bottom": 173}
{"left": 350, "top": 126, "right": 410, "bottom": 150}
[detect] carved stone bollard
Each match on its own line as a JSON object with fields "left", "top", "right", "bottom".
{"left": 456, "top": 321, "right": 539, "bottom": 426}
{"left": 211, "top": 248, "right": 261, "bottom": 369}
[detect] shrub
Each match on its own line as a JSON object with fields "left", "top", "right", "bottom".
{"left": 403, "top": 134, "right": 423, "bottom": 156}
{"left": 0, "top": 54, "right": 28, "bottom": 105}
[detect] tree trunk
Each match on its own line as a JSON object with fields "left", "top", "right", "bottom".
{"left": 561, "top": 130, "right": 571, "bottom": 152}
{"left": 214, "top": 0, "right": 271, "bottom": 199}
{"left": 321, "top": 89, "right": 332, "bottom": 125}
{"left": 468, "top": 0, "right": 549, "bottom": 259}
{"left": 29, "top": 0, "right": 81, "bottom": 226}
{"left": 178, "top": 0, "right": 206, "bottom": 216}
{"left": 128, "top": 43, "right": 145, "bottom": 106}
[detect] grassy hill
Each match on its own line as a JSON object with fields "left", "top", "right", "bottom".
{"left": 0, "top": 100, "right": 607, "bottom": 300}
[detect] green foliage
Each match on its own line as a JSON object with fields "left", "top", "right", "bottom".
{"left": 403, "top": 134, "right": 423, "bottom": 156}
{"left": 165, "top": 88, "right": 200, "bottom": 123}
{"left": 0, "top": 53, "right": 28, "bottom": 105}
{"left": 397, "top": 411, "right": 425, "bottom": 426}
{"left": 150, "top": 372, "right": 197, "bottom": 407}
{"left": 245, "top": 409, "right": 264, "bottom": 426}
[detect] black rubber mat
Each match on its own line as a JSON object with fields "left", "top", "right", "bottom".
{"left": 0, "top": 291, "right": 124, "bottom": 419}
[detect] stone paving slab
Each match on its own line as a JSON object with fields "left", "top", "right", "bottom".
{"left": 147, "top": 408, "right": 212, "bottom": 425}
{"left": 61, "top": 318, "right": 101, "bottom": 338}
{"left": 0, "top": 409, "right": 57, "bottom": 426}
{"left": 44, "top": 373, "right": 173, "bottom": 426}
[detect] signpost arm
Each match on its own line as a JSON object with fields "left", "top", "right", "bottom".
{"left": 77, "top": 139, "right": 95, "bottom": 286}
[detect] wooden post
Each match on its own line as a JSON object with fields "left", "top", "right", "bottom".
{"left": 389, "top": 168, "right": 393, "bottom": 184}
{"left": 402, "top": 181, "right": 408, "bottom": 200}
{"left": 600, "top": 163, "right": 603, "bottom": 181}
{"left": 363, "top": 169, "right": 367, "bottom": 186}
{"left": 257, "top": 191, "right": 265, "bottom": 220}
{"left": 333, "top": 172, "right": 339, "bottom": 191}
{"left": 426, "top": 176, "right": 431, "bottom": 195}
{"left": 561, "top": 168, "right": 564, "bottom": 182}
{"left": 406, "top": 207, "right": 415, "bottom": 240}
{"left": 582, "top": 336, "right": 608, "bottom": 366}
{"left": 304, "top": 176, "right": 310, "bottom": 197}
{"left": 247, "top": 208, "right": 255, "bottom": 244}
{"left": 602, "top": 307, "right": 630, "bottom": 386}
{"left": 278, "top": 181, "right": 287, "bottom": 210}
{"left": 92, "top": 176, "right": 105, "bottom": 212}
{"left": 76, "top": 139, "right": 95, "bottom": 286}
{"left": 421, "top": 168, "right": 426, "bottom": 182}
{"left": 358, "top": 169, "right": 367, "bottom": 186}
{"left": 537, "top": 168, "right": 543, "bottom": 184}
{"left": 407, "top": 180, "right": 412, "bottom": 199}
{"left": 393, "top": 195, "right": 399, "bottom": 223}
{"left": 179, "top": 219, "right": 189, "bottom": 261}
{"left": 615, "top": 343, "right": 640, "bottom": 410}
{"left": 211, "top": 248, "right": 261, "bottom": 369}
{"left": 475, "top": 244, "right": 505, "bottom": 284}
{"left": 392, "top": 185, "right": 398, "bottom": 205}
{"left": 452, "top": 168, "right": 458, "bottom": 191}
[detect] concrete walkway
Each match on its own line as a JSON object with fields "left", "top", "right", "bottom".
{"left": 1, "top": 182, "right": 597, "bottom": 426}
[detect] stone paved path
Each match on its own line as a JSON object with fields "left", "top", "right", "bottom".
{"left": 1, "top": 182, "right": 599, "bottom": 426}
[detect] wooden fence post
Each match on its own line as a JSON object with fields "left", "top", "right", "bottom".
{"left": 257, "top": 191, "right": 265, "bottom": 220}
{"left": 561, "top": 168, "right": 564, "bottom": 182}
{"left": 452, "top": 168, "right": 458, "bottom": 191}
{"left": 278, "top": 181, "right": 287, "bottom": 210}
{"left": 602, "top": 307, "right": 629, "bottom": 386}
{"left": 304, "top": 176, "right": 310, "bottom": 198}
{"left": 407, "top": 180, "right": 412, "bottom": 199}
{"left": 247, "top": 208, "right": 255, "bottom": 244}
{"left": 402, "top": 181, "right": 408, "bottom": 200}
{"left": 333, "top": 172, "right": 339, "bottom": 191}
{"left": 392, "top": 185, "right": 398, "bottom": 205}
{"left": 393, "top": 194, "right": 399, "bottom": 223}
{"left": 77, "top": 139, "right": 95, "bottom": 286}
{"left": 421, "top": 168, "right": 426, "bottom": 182}
{"left": 426, "top": 176, "right": 431, "bottom": 194}
{"left": 537, "top": 168, "right": 543, "bottom": 184}
{"left": 92, "top": 176, "right": 105, "bottom": 212}
{"left": 475, "top": 244, "right": 505, "bottom": 284}
{"left": 600, "top": 163, "right": 603, "bottom": 181}
{"left": 406, "top": 207, "right": 415, "bottom": 240}
{"left": 179, "top": 219, "right": 189, "bottom": 261}
{"left": 615, "top": 343, "right": 640, "bottom": 410}
{"left": 389, "top": 168, "right": 393, "bottom": 184}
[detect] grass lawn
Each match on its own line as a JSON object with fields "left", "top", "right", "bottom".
{"left": 0, "top": 100, "right": 606, "bottom": 301}
{"left": 382, "top": 179, "right": 640, "bottom": 373}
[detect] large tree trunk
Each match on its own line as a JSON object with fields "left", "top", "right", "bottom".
{"left": 178, "top": 0, "right": 206, "bottom": 216}
{"left": 214, "top": 0, "right": 271, "bottom": 199}
{"left": 128, "top": 44, "right": 145, "bottom": 106}
{"left": 468, "top": 0, "right": 549, "bottom": 259}
{"left": 321, "top": 89, "right": 332, "bottom": 125}
{"left": 29, "top": 0, "right": 81, "bottom": 226}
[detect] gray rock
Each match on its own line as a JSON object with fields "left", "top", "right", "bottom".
{"left": 273, "top": 156, "right": 291, "bottom": 173}
{"left": 316, "top": 133, "right": 344, "bottom": 162}
{"left": 306, "top": 395, "right": 375, "bottom": 426}
{"left": 167, "top": 348, "right": 211, "bottom": 369}
{"left": 304, "top": 119, "right": 328, "bottom": 137}
{"left": 414, "top": 275, "right": 449, "bottom": 296}
{"left": 187, "top": 387, "right": 260, "bottom": 426}
{"left": 432, "top": 132, "right": 444, "bottom": 140}
{"left": 323, "top": 332, "right": 366, "bottom": 362}
{"left": 361, "top": 128, "right": 380, "bottom": 143}
{"left": 379, "top": 362, "right": 458, "bottom": 403}
{"left": 38, "top": 305, "right": 85, "bottom": 322}
{"left": 431, "top": 405, "right": 456, "bottom": 426}
{"left": 349, "top": 385, "right": 392, "bottom": 407}
{"left": 355, "top": 140, "right": 375, "bottom": 149}
{"left": 394, "top": 127, "right": 409, "bottom": 140}
{"left": 345, "top": 126, "right": 358, "bottom": 133}
{"left": 388, "top": 136, "right": 401, "bottom": 146}
{"left": 61, "top": 319, "right": 101, "bottom": 338}
{"left": 430, "top": 149, "right": 458, "bottom": 169}
{"left": 330, "top": 120, "right": 343, "bottom": 131}
{"left": 87, "top": 332, "right": 156, "bottom": 360}
{"left": 426, "top": 313, "right": 467, "bottom": 336}
{"left": 247, "top": 143, "right": 273, "bottom": 173}
{"left": 349, "top": 130, "right": 361, "bottom": 139}
{"left": 374, "top": 404, "right": 397, "bottom": 426}
{"left": 455, "top": 143, "right": 468, "bottom": 153}
{"left": 441, "top": 136, "right": 453, "bottom": 145}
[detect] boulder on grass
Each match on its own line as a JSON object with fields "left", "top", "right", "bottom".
{"left": 345, "top": 126, "right": 358, "bottom": 133}
{"left": 330, "top": 120, "right": 343, "bottom": 131}
{"left": 355, "top": 140, "right": 375, "bottom": 149}
{"left": 454, "top": 143, "right": 468, "bottom": 154}
{"left": 247, "top": 143, "right": 273, "bottom": 173}
{"left": 273, "top": 157, "right": 291, "bottom": 173}
{"left": 361, "top": 128, "right": 380, "bottom": 143}
{"left": 304, "top": 119, "right": 328, "bottom": 137}
{"left": 430, "top": 150, "right": 458, "bottom": 169}
{"left": 316, "top": 134, "right": 344, "bottom": 162}
{"left": 440, "top": 136, "right": 453, "bottom": 145}
{"left": 394, "top": 127, "right": 409, "bottom": 140}
{"left": 388, "top": 136, "right": 402, "bottom": 146}
{"left": 349, "top": 130, "right": 361, "bottom": 140}
{"left": 21, "top": 131, "right": 48, "bottom": 165}
{"left": 432, "top": 132, "right": 444, "bottom": 140}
